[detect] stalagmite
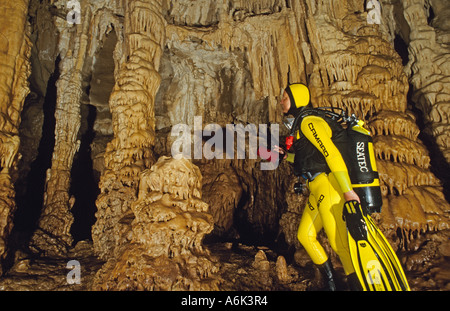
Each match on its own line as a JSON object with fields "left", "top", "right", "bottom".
{"left": 0, "top": 0, "right": 32, "bottom": 272}
{"left": 92, "top": 156, "right": 220, "bottom": 290}
{"left": 252, "top": 249, "right": 270, "bottom": 271}
{"left": 276, "top": 256, "right": 292, "bottom": 283}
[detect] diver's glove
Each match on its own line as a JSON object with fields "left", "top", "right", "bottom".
{"left": 342, "top": 200, "right": 368, "bottom": 241}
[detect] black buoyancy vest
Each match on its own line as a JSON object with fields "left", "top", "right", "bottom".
{"left": 291, "top": 109, "right": 349, "bottom": 177}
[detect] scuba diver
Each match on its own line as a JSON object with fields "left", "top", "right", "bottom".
{"left": 275, "top": 83, "right": 410, "bottom": 291}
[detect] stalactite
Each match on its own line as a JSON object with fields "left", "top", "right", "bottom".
{"left": 164, "top": 1, "right": 309, "bottom": 125}
{"left": 0, "top": 0, "right": 32, "bottom": 272}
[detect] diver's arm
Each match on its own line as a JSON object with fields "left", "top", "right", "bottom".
{"left": 300, "top": 116, "right": 360, "bottom": 202}
{"left": 343, "top": 190, "right": 360, "bottom": 202}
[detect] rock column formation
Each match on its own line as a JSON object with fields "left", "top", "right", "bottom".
{"left": 0, "top": 0, "right": 32, "bottom": 271}
{"left": 28, "top": 0, "right": 124, "bottom": 255}
{"left": 91, "top": 0, "right": 166, "bottom": 259}
{"left": 30, "top": 3, "right": 91, "bottom": 256}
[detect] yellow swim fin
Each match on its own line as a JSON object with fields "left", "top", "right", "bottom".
{"left": 343, "top": 200, "right": 410, "bottom": 291}
{"left": 366, "top": 215, "right": 410, "bottom": 290}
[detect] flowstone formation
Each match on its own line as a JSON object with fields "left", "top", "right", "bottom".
{"left": 92, "top": 156, "right": 220, "bottom": 290}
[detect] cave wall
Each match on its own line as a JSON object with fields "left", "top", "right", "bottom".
{"left": 398, "top": 0, "right": 450, "bottom": 196}
{"left": 0, "top": 0, "right": 448, "bottom": 286}
{"left": 402, "top": 0, "right": 450, "bottom": 163}
{"left": 0, "top": 0, "right": 32, "bottom": 274}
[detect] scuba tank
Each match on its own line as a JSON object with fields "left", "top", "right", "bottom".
{"left": 285, "top": 107, "right": 382, "bottom": 214}
{"left": 345, "top": 118, "right": 382, "bottom": 214}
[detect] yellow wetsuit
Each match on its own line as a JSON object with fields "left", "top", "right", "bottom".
{"left": 291, "top": 115, "right": 355, "bottom": 276}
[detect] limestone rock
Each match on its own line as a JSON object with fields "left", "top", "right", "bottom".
{"left": 276, "top": 255, "right": 292, "bottom": 283}
{"left": 252, "top": 249, "right": 270, "bottom": 271}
